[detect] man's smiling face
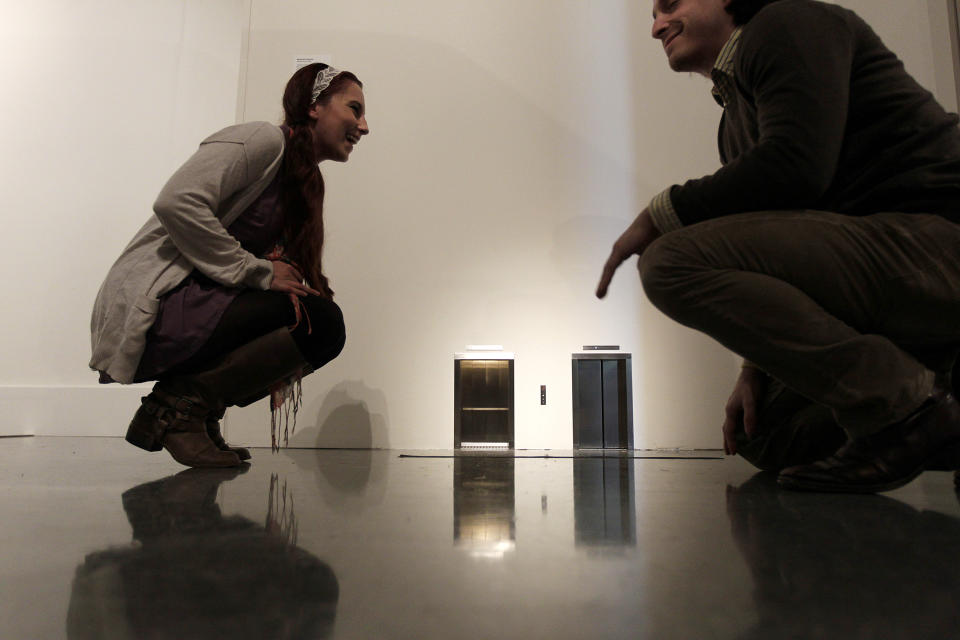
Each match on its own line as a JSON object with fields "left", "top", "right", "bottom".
{"left": 651, "top": 0, "right": 736, "bottom": 77}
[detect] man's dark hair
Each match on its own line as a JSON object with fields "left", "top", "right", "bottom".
{"left": 726, "top": 0, "right": 784, "bottom": 26}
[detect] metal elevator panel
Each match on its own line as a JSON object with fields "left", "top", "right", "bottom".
{"left": 572, "top": 353, "right": 633, "bottom": 449}
{"left": 602, "top": 360, "right": 633, "bottom": 449}
{"left": 575, "top": 360, "right": 604, "bottom": 448}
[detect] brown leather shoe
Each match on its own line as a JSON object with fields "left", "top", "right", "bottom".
{"left": 164, "top": 420, "right": 242, "bottom": 468}
{"left": 126, "top": 390, "right": 241, "bottom": 468}
{"left": 777, "top": 385, "right": 960, "bottom": 493}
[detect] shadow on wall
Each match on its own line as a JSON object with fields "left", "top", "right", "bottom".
{"left": 290, "top": 380, "right": 391, "bottom": 449}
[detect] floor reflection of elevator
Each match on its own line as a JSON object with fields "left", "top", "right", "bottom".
{"left": 452, "top": 455, "right": 637, "bottom": 556}
{"left": 453, "top": 457, "right": 516, "bottom": 558}
{"left": 574, "top": 458, "right": 636, "bottom": 547}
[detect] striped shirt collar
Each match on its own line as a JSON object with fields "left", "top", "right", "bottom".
{"left": 710, "top": 27, "right": 743, "bottom": 107}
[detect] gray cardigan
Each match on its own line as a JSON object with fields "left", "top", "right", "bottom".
{"left": 90, "top": 122, "right": 285, "bottom": 384}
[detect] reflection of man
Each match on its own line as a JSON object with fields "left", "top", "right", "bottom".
{"left": 726, "top": 474, "right": 960, "bottom": 638}
{"left": 597, "top": 0, "right": 960, "bottom": 493}
{"left": 67, "top": 469, "right": 338, "bottom": 639}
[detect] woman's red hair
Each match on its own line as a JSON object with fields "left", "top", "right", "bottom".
{"left": 280, "top": 63, "right": 362, "bottom": 298}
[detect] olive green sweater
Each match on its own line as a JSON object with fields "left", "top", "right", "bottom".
{"left": 669, "top": 0, "right": 960, "bottom": 226}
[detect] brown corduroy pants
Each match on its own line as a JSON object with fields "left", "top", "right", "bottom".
{"left": 639, "top": 210, "right": 960, "bottom": 467}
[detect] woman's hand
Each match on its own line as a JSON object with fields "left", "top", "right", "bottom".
{"left": 269, "top": 260, "right": 322, "bottom": 297}
{"left": 722, "top": 366, "right": 767, "bottom": 455}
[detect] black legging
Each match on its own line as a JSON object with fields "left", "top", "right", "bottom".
{"left": 166, "top": 291, "right": 345, "bottom": 377}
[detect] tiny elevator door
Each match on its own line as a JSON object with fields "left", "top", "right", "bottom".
{"left": 573, "top": 355, "right": 633, "bottom": 449}
{"left": 574, "top": 360, "right": 604, "bottom": 448}
{"left": 601, "top": 359, "right": 630, "bottom": 448}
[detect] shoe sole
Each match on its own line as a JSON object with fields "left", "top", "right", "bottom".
{"left": 780, "top": 432, "right": 960, "bottom": 493}
{"left": 777, "top": 465, "right": 925, "bottom": 494}
{"left": 163, "top": 444, "right": 242, "bottom": 468}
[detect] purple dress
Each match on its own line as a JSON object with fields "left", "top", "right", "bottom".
{"left": 134, "top": 172, "right": 284, "bottom": 381}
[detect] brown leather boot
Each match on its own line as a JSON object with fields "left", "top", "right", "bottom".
{"left": 125, "top": 395, "right": 166, "bottom": 452}
{"left": 212, "top": 329, "right": 313, "bottom": 452}
{"left": 125, "top": 390, "right": 241, "bottom": 468}
{"left": 206, "top": 407, "right": 251, "bottom": 461}
{"left": 222, "top": 330, "right": 313, "bottom": 410}
{"left": 126, "top": 328, "right": 312, "bottom": 463}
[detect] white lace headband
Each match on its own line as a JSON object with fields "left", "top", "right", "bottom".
{"left": 311, "top": 66, "right": 343, "bottom": 103}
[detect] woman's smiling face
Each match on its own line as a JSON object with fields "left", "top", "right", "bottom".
{"left": 309, "top": 81, "right": 369, "bottom": 162}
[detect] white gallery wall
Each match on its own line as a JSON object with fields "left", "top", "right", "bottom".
{"left": 0, "top": 0, "right": 247, "bottom": 435}
{"left": 1, "top": 0, "right": 956, "bottom": 450}
{"left": 227, "top": 0, "right": 737, "bottom": 450}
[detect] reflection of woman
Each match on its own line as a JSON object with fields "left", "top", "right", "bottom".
{"left": 89, "top": 64, "right": 369, "bottom": 467}
{"left": 67, "top": 469, "right": 338, "bottom": 639}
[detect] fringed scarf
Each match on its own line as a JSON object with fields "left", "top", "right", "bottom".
{"left": 266, "top": 473, "right": 298, "bottom": 545}
{"left": 265, "top": 246, "right": 313, "bottom": 452}
{"left": 269, "top": 375, "right": 302, "bottom": 452}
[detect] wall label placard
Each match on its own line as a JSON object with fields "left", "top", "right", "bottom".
{"left": 294, "top": 55, "right": 332, "bottom": 71}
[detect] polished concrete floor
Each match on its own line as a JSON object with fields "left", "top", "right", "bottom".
{"left": 2, "top": 437, "right": 960, "bottom": 639}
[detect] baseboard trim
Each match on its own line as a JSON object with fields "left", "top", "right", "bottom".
{"left": 0, "top": 385, "right": 152, "bottom": 437}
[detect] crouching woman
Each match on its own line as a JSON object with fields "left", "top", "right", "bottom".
{"left": 89, "top": 64, "right": 369, "bottom": 467}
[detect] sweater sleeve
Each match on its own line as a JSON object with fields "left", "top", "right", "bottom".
{"left": 669, "top": 3, "right": 854, "bottom": 226}
{"left": 151, "top": 125, "right": 281, "bottom": 290}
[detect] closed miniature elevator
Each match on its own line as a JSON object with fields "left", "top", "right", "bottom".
{"left": 572, "top": 352, "right": 633, "bottom": 449}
